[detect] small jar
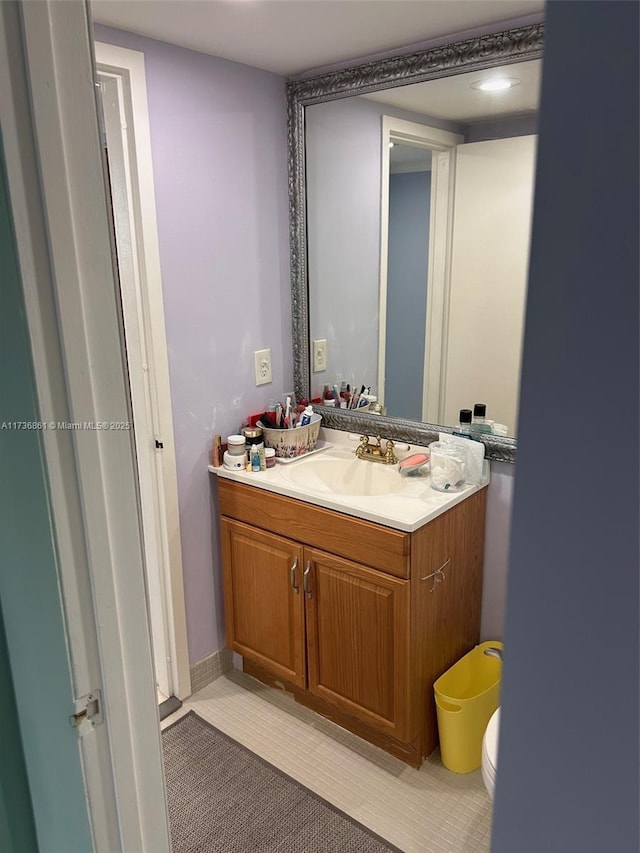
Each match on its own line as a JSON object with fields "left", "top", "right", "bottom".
{"left": 429, "top": 442, "right": 467, "bottom": 492}
{"left": 226, "top": 434, "right": 246, "bottom": 456}
{"left": 223, "top": 450, "right": 245, "bottom": 470}
{"left": 264, "top": 448, "right": 276, "bottom": 469}
{"left": 242, "top": 427, "right": 264, "bottom": 452}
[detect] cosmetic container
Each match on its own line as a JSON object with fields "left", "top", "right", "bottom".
{"left": 362, "top": 394, "right": 378, "bottom": 409}
{"left": 226, "top": 434, "right": 246, "bottom": 456}
{"left": 264, "top": 448, "right": 276, "bottom": 468}
{"left": 323, "top": 385, "right": 335, "bottom": 406}
{"left": 242, "top": 426, "right": 264, "bottom": 450}
{"left": 211, "top": 434, "right": 222, "bottom": 467}
{"left": 251, "top": 445, "right": 261, "bottom": 472}
{"left": 223, "top": 450, "right": 245, "bottom": 471}
{"left": 242, "top": 427, "right": 263, "bottom": 466}
{"left": 470, "top": 403, "right": 493, "bottom": 435}
{"left": 429, "top": 442, "right": 467, "bottom": 492}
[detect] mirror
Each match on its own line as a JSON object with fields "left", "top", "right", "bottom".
{"left": 287, "top": 22, "right": 544, "bottom": 462}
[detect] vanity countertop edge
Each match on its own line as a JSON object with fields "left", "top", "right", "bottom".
{"left": 208, "top": 431, "right": 489, "bottom": 533}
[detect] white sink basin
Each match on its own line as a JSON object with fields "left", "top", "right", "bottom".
{"left": 281, "top": 456, "right": 404, "bottom": 497}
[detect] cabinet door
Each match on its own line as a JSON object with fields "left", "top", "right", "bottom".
{"left": 304, "top": 547, "right": 410, "bottom": 741}
{"left": 220, "top": 518, "right": 305, "bottom": 687}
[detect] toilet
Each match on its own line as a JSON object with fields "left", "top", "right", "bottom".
{"left": 481, "top": 706, "right": 500, "bottom": 800}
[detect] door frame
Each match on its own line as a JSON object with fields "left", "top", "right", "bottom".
{"left": 378, "top": 116, "right": 462, "bottom": 421}
{"left": 95, "top": 40, "right": 191, "bottom": 702}
{"left": 0, "top": 1, "right": 172, "bottom": 849}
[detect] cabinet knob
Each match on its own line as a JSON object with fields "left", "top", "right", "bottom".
{"left": 290, "top": 557, "right": 299, "bottom": 593}
{"left": 303, "top": 561, "right": 312, "bottom": 598}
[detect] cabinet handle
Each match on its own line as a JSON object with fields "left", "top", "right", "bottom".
{"left": 303, "top": 561, "right": 312, "bottom": 598}
{"left": 290, "top": 557, "right": 299, "bottom": 594}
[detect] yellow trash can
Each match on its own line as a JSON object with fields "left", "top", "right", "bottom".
{"left": 434, "top": 640, "right": 503, "bottom": 773}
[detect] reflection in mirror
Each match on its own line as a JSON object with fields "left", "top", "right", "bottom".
{"left": 306, "top": 58, "right": 541, "bottom": 439}
{"left": 385, "top": 140, "right": 433, "bottom": 422}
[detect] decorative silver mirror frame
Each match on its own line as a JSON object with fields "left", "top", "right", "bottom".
{"left": 286, "top": 22, "right": 544, "bottom": 464}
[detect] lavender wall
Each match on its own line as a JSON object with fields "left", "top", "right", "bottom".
{"left": 94, "top": 24, "right": 516, "bottom": 670}
{"left": 481, "top": 462, "right": 513, "bottom": 641}
{"left": 95, "top": 26, "right": 292, "bottom": 664}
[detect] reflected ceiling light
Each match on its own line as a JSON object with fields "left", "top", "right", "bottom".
{"left": 471, "top": 77, "right": 521, "bottom": 92}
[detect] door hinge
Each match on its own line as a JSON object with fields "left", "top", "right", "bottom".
{"left": 70, "top": 689, "right": 103, "bottom": 734}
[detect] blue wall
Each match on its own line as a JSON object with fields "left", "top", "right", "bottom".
{"left": 0, "top": 136, "right": 93, "bottom": 851}
{"left": 492, "top": 2, "right": 639, "bottom": 850}
{"left": 385, "top": 170, "right": 431, "bottom": 420}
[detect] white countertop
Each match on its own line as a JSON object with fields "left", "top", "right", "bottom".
{"left": 209, "top": 428, "right": 489, "bottom": 533}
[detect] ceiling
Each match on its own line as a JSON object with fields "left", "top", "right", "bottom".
{"left": 91, "top": 0, "right": 545, "bottom": 77}
{"left": 363, "top": 58, "right": 541, "bottom": 123}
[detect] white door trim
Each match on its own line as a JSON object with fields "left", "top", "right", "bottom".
{"left": 95, "top": 40, "right": 191, "bottom": 702}
{"left": 422, "top": 147, "right": 458, "bottom": 424}
{"left": 1, "top": 2, "right": 172, "bottom": 850}
{"left": 377, "top": 116, "right": 462, "bottom": 418}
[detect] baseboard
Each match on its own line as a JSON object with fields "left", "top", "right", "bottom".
{"left": 189, "top": 647, "right": 233, "bottom": 694}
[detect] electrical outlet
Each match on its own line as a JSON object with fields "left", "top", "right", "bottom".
{"left": 254, "top": 348, "right": 272, "bottom": 386}
{"left": 312, "top": 339, "right": 327, "bottom": 373}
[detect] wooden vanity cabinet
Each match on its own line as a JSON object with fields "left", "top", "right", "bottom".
{"left": 218, "top": 478, "right": 486, "bottom": 768}
{"left": 220, "top": 520, "right": 306, "bottom": 688}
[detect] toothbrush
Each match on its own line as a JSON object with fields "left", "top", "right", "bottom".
{"left": 284, "top": 396, "right": 291, "bottom": 428}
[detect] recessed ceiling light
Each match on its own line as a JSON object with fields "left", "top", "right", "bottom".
{"left": 389, "top": 141, "right": 395, "bottom": 148}
{"left": 471, "top": 77, "right": 521, "bottom": 92}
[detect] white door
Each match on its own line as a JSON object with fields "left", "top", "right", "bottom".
{"left": 98, "top": 71, "right": 173, "bottom": 700}
{"left": 95, "top": 42, "right": 192, "bottom": 703}
{"left": 442, "top": 135, "right": 537, "bottom": 436}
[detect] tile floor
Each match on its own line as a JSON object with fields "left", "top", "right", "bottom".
{"left": 161, "top": 669, "right": 493, "bottom": 853}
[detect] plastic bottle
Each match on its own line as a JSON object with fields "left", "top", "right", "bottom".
{"left": 251, "top": 445, "right": 261, "bottom": 472}
{"left": 470, "top": 403, "right": 493, "bottom": 435}
{"left": 453, "top": 408, "right": 473, "bottom": 438}
{"left": 299, "top": 405, "right": 314, "bottom": 426}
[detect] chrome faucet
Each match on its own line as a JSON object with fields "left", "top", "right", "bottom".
{"left": 355, "top": 434, "right": 398, "bottom": 465}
